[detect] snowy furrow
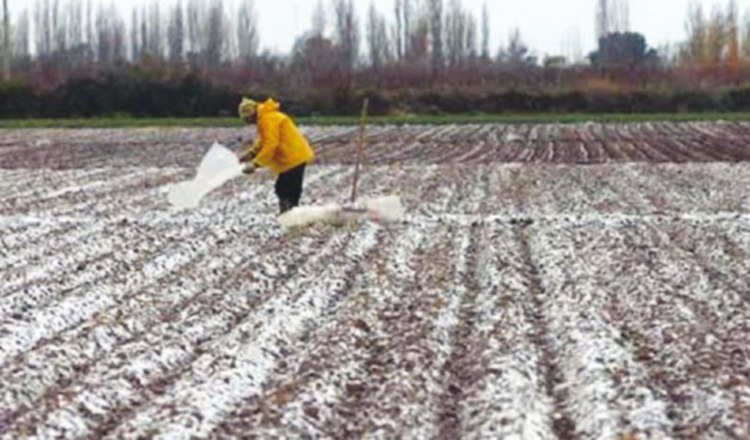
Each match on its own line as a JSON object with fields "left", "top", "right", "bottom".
{"left": 0, "top": 220, "right": 203, "bottom": 313}
{"left": 317, "top": 222, "right": 462, "bottom": 438}
{"left": 0, "top": 169, "right": 33, "bottom": 190}
{"left": 457, "top": 221, "right": 555, "bottom": 440}
{"left": 14, "top": 178, "right": 173, "bottom": 219}
{"left": 212, "top": 221, "right": 428, "bottom": 438}
{"left": 0, "top": 219, "right": 82, "bottom": 259}
{"left": 611, "top": 220, "right": 750, "bottom": 438}
{"left": 5, "top": 168, "right": 156, "bottom": 207}
{"left": 0, "top": 219, "right": 288, "bottom": 423}
{"left": 594, "top": 164, "right": 662, "bottom": 214}
{"left": 482, "top": 165, "right": 525, "bottom": 216}
{"left": 2, "top": 225, "right": 331, "bottom": 438}
{"left": 0, "top": 167, "right": 279, "bottom": 272}
{"left": 0, "top": 223, "right": 225, "bottom": 365}
{"left": 0, "top": 160, "right": 288, "bottom": 297}
{"left": 528, "top": 219, "right": 675, "bottom": 440}
{"left": 0, "top": 168, "right": 112, "bottom": 197}
{"left": 2, "top": 167, "right": 182, "bottom": 217}
{"left": 0, "top": 164, "right": 335, "bottom": 269}
{"left": 105, "top": 224, "right": 382, "bottom": 439}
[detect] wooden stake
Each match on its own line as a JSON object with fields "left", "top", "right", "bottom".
{"left": 350, "top": 98, "right": 369, "bottom": 204}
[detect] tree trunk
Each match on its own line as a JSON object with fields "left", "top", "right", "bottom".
{"left": 3, "top": 0, "right": 10, "bottom": 80}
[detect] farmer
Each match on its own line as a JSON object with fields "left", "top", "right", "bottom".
{"left": 237, "top": 97, "right": 315, "bottom": 214}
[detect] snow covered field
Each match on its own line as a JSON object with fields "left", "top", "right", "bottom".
{"left": 1, "top": 123, "right": 749, "bottom": 439}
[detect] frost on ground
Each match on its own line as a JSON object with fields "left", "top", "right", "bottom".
{"left": 1, "top": 123, "right": 750, "bottom": 439}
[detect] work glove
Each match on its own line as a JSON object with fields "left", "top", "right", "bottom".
{"left": 243, "top": 163, "right": 257, "bottom": 175}
{"left": 238, "top": 139, "right": 261, "bottom": 163}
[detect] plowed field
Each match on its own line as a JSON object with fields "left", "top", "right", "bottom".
{"left": 1, "top": 123, "right": 749, "bottom": 439}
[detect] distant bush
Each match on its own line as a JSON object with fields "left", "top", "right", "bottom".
{"left": 719, "top": 87, "right": 750, "bottom": 111}
{"left": 0, "top": 80, "right": 38, "bottom": 118}
{"left": 0, "top": 69, "right": 240, "bottom": 119}
{"left": 4, "top": 71, "right": 750, "bottom": 118}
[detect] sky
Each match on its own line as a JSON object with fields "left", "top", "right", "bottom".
{"left": 9, "top": 0, "right": 750, "bottom": 59}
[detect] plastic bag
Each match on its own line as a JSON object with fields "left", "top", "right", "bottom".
{"left": 168, "top": 142, "right": 244, "bottom": 211}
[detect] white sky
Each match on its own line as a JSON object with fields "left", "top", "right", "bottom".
{"left": 9, "top": 0, "right": 750, "bottom": 59}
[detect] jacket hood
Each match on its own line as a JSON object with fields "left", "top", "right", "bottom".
{"left": 257, "top": 98, "right": 280, "bottom": 118}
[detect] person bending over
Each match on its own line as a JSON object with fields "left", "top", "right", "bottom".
{"left": 237, "top": 97, "right": 315, "bottom": 214}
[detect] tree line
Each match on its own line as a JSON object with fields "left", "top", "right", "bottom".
{"left": 3, "top": 0, "right": 750, "bottom": 118}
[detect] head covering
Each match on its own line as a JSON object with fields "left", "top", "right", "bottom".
{"left": 238, "top": 98, "right": 258, "bottom": 119}
{"left": 257, "top": 98, "right": 280, "bottom": 117}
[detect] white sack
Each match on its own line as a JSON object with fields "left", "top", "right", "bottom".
{"left": 168, "top": 142, "right": 244, "bottom": 211}
{"left": 278, "top": 203, "right": 343, "bottom": 228}
{"left": 278, "top": 195, "right": 405, "bottom": 229}
{"left": 364, "top": 195, "right": 405, "bottom": 223}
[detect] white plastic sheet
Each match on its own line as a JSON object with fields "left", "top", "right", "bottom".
{"left": 168, "top": 142, "right": 244, "bottom": 211}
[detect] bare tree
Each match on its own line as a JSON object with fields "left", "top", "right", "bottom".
{"left": 237, "top": 0, "right": 259, "bottom": 62}
{"left": 52, "top": 0, "right": 71, "bottom": 54}
{"left": 140, "top": 5, "right": 149, "bottom": 57}
{"left": 13, "top": 9, "right": 30, "bottom": 60}
{"left": 367, "top": 3, "right": 382, "bottom": 68}
{"left": 428, "top": 0, "right": 443, "bottom": 69}
{"left": 409, "top": 11, "right": 430, "bottom": 63}
{"left": 402, "top": 0, "right": 412, "bottom": 57}
{"left": 58, "top": 0, "right": 67, "bottom": 53}
{"left": 35, "top": 0, "right": 52, "bottom": 57}
{"left": 131, "top": 7, "right": 140, "bottom": 62}
{"left": 96, "top": 4, "right": 110, "bottom": 62}
{"left": 393, "top": 0, "right": 402, "bottom": 59}
{"left": 727, "top": 0, "right": 739, "bottom": 74}
{"left": 445, "top": 0, "right": 466, "bottom": 66}
{"left": 481, "top": 3, "right": 489, "bottom": 59}
{"left": 466, "top": 12, "right": 477, "bottom": 59}
{"left": 596, "top": 0, "right": 609, "bottom": 40}
{"left": 112, "top": 7, "right": 126, "bottom": 62}
{"left": 67, "top": 0, "right": 84, "bottom": 49}
{"left": 684, "top": 1, "right": 706, "bottom": 64}
{"left": 705, "top": 4, "right": 727, "bottom": 65}
{"left": 367, "top": 3, "right": 392, "bottom": 69}
{"left": 742, "top": 9, "right": 750, "bottom": 59}
{"left": 619, "top": 0, "right": 630, "bottom": 33}
{"left": 499, "top": 28, "right": 535, "bottom": 67}
{"left": 2, "top": 0, "right": 9, "bottom": 79}
{"left": 148, "top": 4, "right": 163, "bottom": 58}
{"left": 562, "top": 27, "right": 583, "bottom": 64}
{"left": 312, "top": 0, "right": 326, "bottom": 36}
{"left": 86, "top": 0, "right": 94, "bottom": 53}
{"left": 186, "top": 0, "right": 203, "bottom": 58}
{"left": 51, "top": 0, "right": 61, "bottom": 53}
{"left": 205, "top": 0, "right": 226, "bottom": 67}
{"left": 168, "top": 2, "right": 185, "bottom": 62}
{"left": 596, "top": 0, "right": 629, "bottom": 39}
{"left": 95, "top": 3, "right": 125, "bottom": 63}
{"left": 333, "top": 0, "right": 359, "bottom": 70}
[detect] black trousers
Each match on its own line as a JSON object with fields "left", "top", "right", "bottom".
{"left": 275, "top": 164, "right": 306, "bottom": 214}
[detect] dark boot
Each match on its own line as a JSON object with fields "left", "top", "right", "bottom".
{"left": 279, "top": 199, "right": 294, "bottom": 214}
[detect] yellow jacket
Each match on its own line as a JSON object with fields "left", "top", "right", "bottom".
{"left": 245, "top": 99, "right": 315, "bottom": 175}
